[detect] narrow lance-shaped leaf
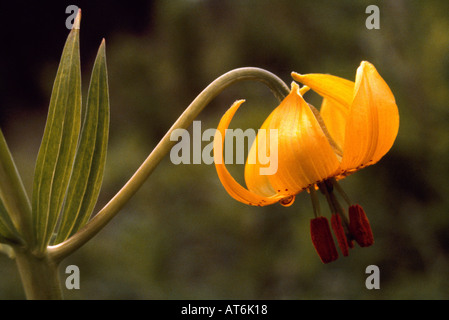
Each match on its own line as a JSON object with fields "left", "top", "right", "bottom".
{"left": 0, "top": 199, "right": 24, "bottom": 246}
{"left": 54, "top": 40, "right": 110, "bottom": 244}
{"left": 32, "top": 13, "right": 82, "bottom": 252}
{"left": 0, "top": 128, "right": 32, "bottom": 245}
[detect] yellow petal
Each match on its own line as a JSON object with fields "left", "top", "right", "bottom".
{"left": 292, "top": 72, "right": 354, "bottom": 107}
{"left": 213, "top": 100, "right": 285, "bottom": 206}
{"left": 266, "top": 83, "right": 341, "bottom": 193}
{"left": 340, "top": 61, "right": 399, "bottom": 170}
{"left": 244, "top": 113, "right": 297, "bottom": 209}
{"left": 320, "top": 97, "right": 349, "bottom": 150}
{"left": 244, "top": 111, "right": 278, "bottom": 197}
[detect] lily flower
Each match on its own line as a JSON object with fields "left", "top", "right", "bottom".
{"left": 213, "top": 61, "right": 399, "bottom": 263}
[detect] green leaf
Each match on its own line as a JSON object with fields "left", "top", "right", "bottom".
{"left": 32, "top": 24, "right": 82, "bottom": 252}
{"left": 0, "top": 198, "right": 24, "bottom": 246}
{"left": 54, "top": 40, "right": 110, "bottom": 244}
{"left": 0, "top": 128, "right": 32, "bottom": 245}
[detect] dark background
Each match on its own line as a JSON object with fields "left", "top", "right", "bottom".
{"left": 1, "top": 0, "right": 449, "bottom": 299}
{"left": 0, "top": 1, "right": 152, "bottom": 127}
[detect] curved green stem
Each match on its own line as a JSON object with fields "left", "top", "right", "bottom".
{"left": 48, "top": 67, "right": 289, "bottom": 262}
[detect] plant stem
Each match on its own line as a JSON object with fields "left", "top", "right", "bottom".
{"left": 14, "top": 248, "right": 62, "bottom": 299}
{"left": 0, "top": 129, "right": 60, "bottom": 299}
{"left": 48, "top": 67, "right": 289, "bottom": 262}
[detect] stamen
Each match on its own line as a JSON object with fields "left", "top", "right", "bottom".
{"left": 348, "top": 204, "right": 374, "bottom": 247}
{"left": 310, "top": 217, "right": 338, "bottom": 263}
{"left": 308, "top": 186, "right": 321, "bottom": 218}
{"left": 330, "top": 178, "right": 352, "bottom": 207}
{"left": 320, "top": 180, "right": 350, "bottom": 228}
{"left": 331, "top": 213, "right": 349, "bottom": 256}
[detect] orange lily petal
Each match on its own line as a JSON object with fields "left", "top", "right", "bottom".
{"left": 292, "top": 71, "right": 353, "bottom": 160}
{"left": 293, "top": 62, "right": 399, "bottom": 173}
{"left": 291, "top": 72, "right": 354, "bottom": 107}
{"left": 266, "top": 83, "right": 341, "bottom": 193}
{"left": 244, "top": 111, "right": 278, "bottom": 197}
{"left": 319, "top": 97, "right": 349, "bottom": 150}
{"left": 213, "top": 100, "right": 285, "bottom": 206}
{"left": 340, "top": 61, "right": 399, "bottom": 170}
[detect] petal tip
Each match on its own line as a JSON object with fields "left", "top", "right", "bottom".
{"left": 279, "top": 195, "right": 295, "bottom": 207}
{"left": 290, "top": 81, "right": 300, "bottom": 92}
{"left": 358, "top": 61, "right": 376, "bottom": 74}
{"left": 291, "top": 72, "right": 303, "bottom": 80}
{"left": 360, "top": 60, "right": 371, "bottom": 67}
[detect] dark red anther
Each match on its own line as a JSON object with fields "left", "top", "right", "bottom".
{"left": 331, "top": 213, "right": 349, "bottom": 256}
{"left": 348, "top": 238, "right": 354, "bottom": 249}
{"left": 348, "top": 204, "right": 374, "bottom": 247}
{"left": 310, "top": 217, "right": 338, "bottom": 263}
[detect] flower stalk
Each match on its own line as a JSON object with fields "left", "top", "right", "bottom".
{"left": 0, "top": 67, "right": 290, "bottom": 299}
{"left": 48, "top": 67, "right": 290, "bottom": 262}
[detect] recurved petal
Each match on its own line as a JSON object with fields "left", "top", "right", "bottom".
{"left": 340, "top": 61, "right": 399, "bottom": 171}
{"left": 213, "top": 100, "right": 285, "bottom": 206}
{"left": 267, "top": 83, "right": 341, "bottom": 193}
{"left": 245, "top": 111, "right": 278, "bottom": 198}
{"left": 320, "top": 97, "right": 349, "bottom": 151}
{"left": 292, "top": 72, "right": 354, "bottom": 107}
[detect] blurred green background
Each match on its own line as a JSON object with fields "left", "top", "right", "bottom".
{"left": 1, "top": 0, "right": 449, "bottom": 299}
